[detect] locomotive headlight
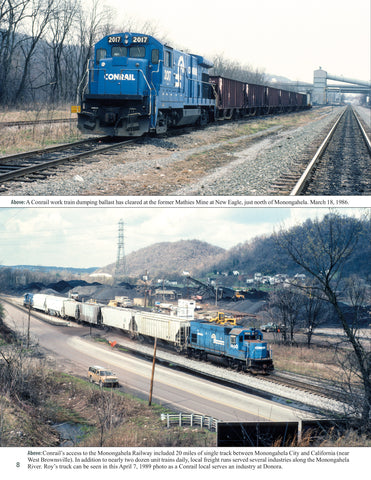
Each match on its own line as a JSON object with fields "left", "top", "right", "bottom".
{"left": 101, "top": 62, "right": 106, "bottom": 67}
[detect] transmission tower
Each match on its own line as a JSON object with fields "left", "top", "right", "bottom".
{"left": 114, "top": 219, "right": 126, "bottom": 280}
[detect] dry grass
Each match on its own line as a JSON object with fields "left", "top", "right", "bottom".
{"left": 272, "top": 343, "right": 341, "bottom": 379}
{"left": 0, "top": 106, "right": 80, "bottom": 155}
{"left": 0, "top": 106, "right": 74, "bottom": 122}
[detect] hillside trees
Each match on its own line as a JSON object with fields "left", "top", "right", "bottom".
{"left": 0, "top": 0, "right": 113, "bottom": 105}
{"left": 0, "top": 0, "right": 271, "bottom": 107}
{"left": 275, "top": 211, "right": 371, "bottom": 431}
{"left": 210, "top": 53, "right": 267, "bottom": 84}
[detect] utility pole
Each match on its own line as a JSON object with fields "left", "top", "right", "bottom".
{"left": 27, "top": 305, "right": 31, "bottom": 348}
{"left": 148, "top": 338, "right": 157, "bottom": 406}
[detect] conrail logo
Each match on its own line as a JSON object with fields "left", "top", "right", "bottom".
{"left": 104, "top": 73, "right": 136, "bottom": 81}
{"left": 211, "top": 333, "right": 224, "bottom": 346}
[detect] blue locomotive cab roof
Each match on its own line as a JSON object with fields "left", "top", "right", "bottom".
{"left": 193, "top": 55, "right": 213, "bottom": 69}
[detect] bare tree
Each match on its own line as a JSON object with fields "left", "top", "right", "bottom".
{"left": 210, "top": 53, "right": 267, "bottom": 84}
{"left": 269, "top": 285, "right": 303, "bottom": 344}
{"left": 14, "top": 0, "right": 56, "bottom": 102}
{"left": 89, "top": 388, "right": 125, "bottom": 447}
{"left": 275, "top": 211, "right": 371, "bottom": 431}
{"left": 301, "top": 281, "right": 327, "bottom": 347}
{"left": 0, "top": 0, "right": 30, "bottom": 103}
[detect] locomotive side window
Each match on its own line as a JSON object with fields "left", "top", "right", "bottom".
{"left": 164, "top": 50, "right": 172, "bottom": 67}
{"left": 129, "top": 46, "right": 145, "bottom": 58}
{"left": 151, "top": 49, "right": 159, "bottom": 64}
{"left": 96, "top": 48, "right": 107, "bottom": 63}
{"left": 191, "top": 333, "right": 197, "bottom": 344}
{"left": 112, "top": 46, "right": 127, "bottom": 57}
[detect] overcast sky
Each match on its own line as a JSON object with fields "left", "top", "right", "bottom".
{"left": 103, "top": 0, "right": 370, "bottom": 84}
{"left": 0, "top": 206, "right": 367, "bottom": 269}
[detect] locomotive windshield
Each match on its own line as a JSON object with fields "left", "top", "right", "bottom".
{"left": 96, "top": 48, "right": 106, "bottom": 62}
{"left": 130, "top": 46, "right": 146, "bottom": 58}
{"left": 97, "top": 45, "right": 147, "bottom": 61}
{"left": 112, "top": 46, "right": 127, "bottom": 57}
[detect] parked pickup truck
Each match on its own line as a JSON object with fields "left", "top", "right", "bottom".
{"left": 88, "top": 366, "right": 119, "bottom": 387}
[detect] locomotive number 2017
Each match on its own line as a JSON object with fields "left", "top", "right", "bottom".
{"left": 132, "top": 36, "right": 148, "bottom": 43}
{"left": 108, "top": 36, "right": 121, "bottom": 43}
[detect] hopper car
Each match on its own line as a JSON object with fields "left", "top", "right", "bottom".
{"left": 77, "top": 32, "right": 310, "bottom": 137}
{"left": 23, "top": 292, "right": 273, "bottom": 373}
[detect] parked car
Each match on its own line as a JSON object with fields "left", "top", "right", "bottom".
{"left": 88, "top": 366, "right": 119, "bottom": 387}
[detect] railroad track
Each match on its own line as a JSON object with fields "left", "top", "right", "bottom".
{"left": 0, "top": 137, "right": 134, "bottom": 191}
{"left": 262, "top": 370, "right": 349, "bottom": 403}
{"left": 270, "top": 106, "right": 371, "bottom": 195}
{"left": 292, "top": 106, "right": 371, "bottom": 195}
{"left": 0, "top": 118, "right": 73, "bottom": 129}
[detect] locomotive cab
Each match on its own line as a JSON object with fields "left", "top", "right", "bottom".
{"left": 78, "top": 33, "right": 158, "bottom": 136}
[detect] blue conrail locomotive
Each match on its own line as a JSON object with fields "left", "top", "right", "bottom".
{"left": 78, "top": 32, "right": 215, "bottom": 136}
{"left": 188, "top": 321, "right": 274, "bottom": 374}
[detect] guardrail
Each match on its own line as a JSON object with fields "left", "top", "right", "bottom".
{"left": 161, "top": 413, "right": 218, "bottom": 432}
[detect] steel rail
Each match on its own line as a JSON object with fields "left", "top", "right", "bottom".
{"left": 0, "top": 138, "right": 134, "bottom": 183}
{"left": 353, "top": 108, "right": 371, "bottom": 153}
{"left": 290, "top": 107, "right": 347, "bottom": 196}
{"left": 0, "top": 137, "right": 108, "bottom": 163}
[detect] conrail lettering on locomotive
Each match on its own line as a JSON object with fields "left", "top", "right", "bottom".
{"left": 104, "top": 73, "right": 136, "bottom": 81}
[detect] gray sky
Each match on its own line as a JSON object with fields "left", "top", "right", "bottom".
{"left": 105, "top": 0, "right": 370, "bottom": 84}
{"left": 0, "top": 206, "right": 367, "bottom": 268}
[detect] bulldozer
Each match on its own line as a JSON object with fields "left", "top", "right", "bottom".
{"left": 209, "top": 312, "right": 237, "bottom": 326}
{"left": 233, "top": 291, "right": 245, "bottom": 301}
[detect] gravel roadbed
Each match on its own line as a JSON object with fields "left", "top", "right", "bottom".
{"left": 2, "top": 107, "right": 342, "bottom": 196}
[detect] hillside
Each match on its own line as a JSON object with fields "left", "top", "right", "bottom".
{"left": 197, "top": 214, "right": 371, "bottom": 279}
{"left": 91, "top": 214, "right": 370, "bottom": 281}
{"left": 96, "top": 239, "right": 226, "bottom": 278}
